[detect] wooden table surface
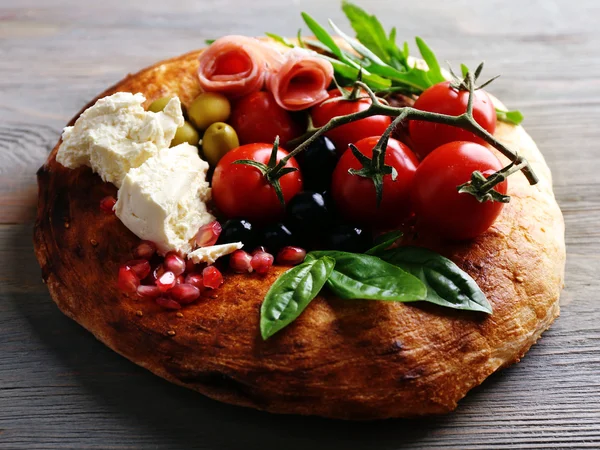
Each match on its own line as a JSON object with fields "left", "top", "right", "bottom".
{"left": 1, "top": 0, "right": 599, "bottom": 448}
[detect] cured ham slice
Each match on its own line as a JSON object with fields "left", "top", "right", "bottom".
{"left": 267, "top": 48, "right": 335, "bottom": 111}
{"left": 197, "top": 35, "right": 283, "bottom": 98}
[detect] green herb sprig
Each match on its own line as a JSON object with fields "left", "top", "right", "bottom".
{"left": 268, "top": 1, "right": 524, "bottom": 125}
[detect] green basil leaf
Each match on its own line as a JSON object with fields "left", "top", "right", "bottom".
{"left": 496, "top": 108, "right": 524, "bottom": 125}
{"left": 379, "top": 246, "right": 492, "bottom": 314}
{"left": 415, "top": 37, "right": 445, "bottom": 85}
{"left": 365, "top": 230, "right": 403, "bottom": 255}
{"left": 341, "top": 0, "right": 391, "bottom": 64}
{"left": 307, "top": 251, "right": 426, "bottom": 302}
{"left": 260, "top": 256, "right": 335, "bottom": 340}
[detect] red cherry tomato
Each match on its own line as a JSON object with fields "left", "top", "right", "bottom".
{"left": 229, "top": 91, "right": 303, "bottom": 146}
{"left": 311, "top": 89, "right": 392, "bottom": 154}
{"left": 212, "top": 143, "right": 303, "bottom": 224}
{"left": 409, "top": 81, "right": 497, "bottom": 160}
{"left": 411, "top": 141, "right": 507, "bottom": 241}
{"left": 331, "top": 136, "right": 419, "bottom": 227}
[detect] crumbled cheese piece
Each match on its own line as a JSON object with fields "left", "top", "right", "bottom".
{"left": 188, "top": 242, "right": 244, "bottom": 265}
{"left": 56, "top": 92, "right": 184, "bottom": 187}
{"left": 114, "top": 143, "right": 214, "bottom": 255}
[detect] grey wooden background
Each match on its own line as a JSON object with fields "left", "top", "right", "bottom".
{"left": 1, "top": 0, "right": 599, "bottom": 448}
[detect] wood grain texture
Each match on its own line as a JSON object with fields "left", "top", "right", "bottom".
{"left": 0, "top": 0, "right": 598, "bottom": 447}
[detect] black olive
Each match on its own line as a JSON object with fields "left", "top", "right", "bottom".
{"left": 295, "top": 136, "right": 338, "bottom": 192}
{"left": 260, "top": 223, "right": 293, "bottom": 253}
{"left": 325, "top": 223, "right": 372, "bottom": 253}
{"left": 218, "top": 219, "right": 257, "bottom": 248}
{"left": 286, "top": 191, "right": 331, "bottom": 235}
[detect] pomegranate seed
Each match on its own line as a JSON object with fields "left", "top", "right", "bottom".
{"left": 134, "top": 240, "right": 157, "bottom": 260}
{"left": 125, "top": 259, "right": 151, "bottom": 279}
{"left": 195, "top": 221, "right": 222, "bottom": 247}
{"left": 170, "top": 283, "right": 201, "bottom": 304}
{"left": 184, "top": 273, "right": 204, "bottom": 290}
{"left": 251, "top": 251, "right": 274, "bottom": 274}
{"left": 185, "top": 258, "right": 196, "bottom": 274}
{"left": 156, "top": 271, "right": 176, "bottom": 292}
{"left": 148, "top": 264, "right": 165, "bottom": 284}
{"left": 230, "top": 250, "right": 253, "bottom": 273}
{"left": 203, "top": 266, "right": 223, "bottom": 289}
{"left": 276, "top": 246, "right": 307, "bottom": 266}
{"left": 137, "top": 284, "right": 161, "bottom": 298}
{"left": 252, "top": 246, "right": 267, "bottom": 255}
{"left": 164, "top": 252, "right": 185, "bottom": 276}
{"left": 99, "top": 196, "right": 116, "bottom": 214}
{"left": 176, "top": 275, "right": 185, "bottom": 285}
{"left": 118, "top": 265, "right": 139, "bottom": 293}
{"left": 156, "top": 297, "right": 181, "bottom": 310}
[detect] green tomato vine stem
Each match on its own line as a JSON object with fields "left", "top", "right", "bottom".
{"left": 276, "top": 75, "right": 539, "bottom": 188}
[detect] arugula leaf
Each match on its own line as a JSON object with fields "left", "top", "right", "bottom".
{"left": 327, "top": 20, "right": 434, "bottom": 91}
{"left": 365, "top": 230, "right": 403, "bottom": 255}
{"left": 307, "top": 251, "right": 426, "bottom": 301}
{"left": 415, "top": 37, "right": 445, "bottom": 85}
{"left": 387, "top": 28, "right": 409, "bottom": 69}
{"left": 460, "top": 63, "right": 470, "bottom": 77}
{"left": 301, "top": 14, "right": 391, "bottom": 90}
{"left": 328, "top": 20, "right": 387, "bottom": 66}
{"left": 297, "top": 4, "right": 451, "bottom": 92}
{"left": 341, "top": 0, "right": 392, "bottom": 64}
{"left": 496, "top": 108, "right": 524, "bottom": 125}
{"left": 265, "top": 32, "right": 294, "bottom": 48}
{"left": 260, "top": 256, "right": 335, "bottom": 339}
{"left": 379, "top": 246, "right": 492, "bottom": 313}
{"left": 301, "top": 12, "right": 346, "bottom": 60}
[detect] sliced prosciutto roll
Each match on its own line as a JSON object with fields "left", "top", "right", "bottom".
{"left": 267, "top": 48, "right": 334, "bottom": 111}
{"left": 197, "top": 35, "right": 283, "bottom": 98}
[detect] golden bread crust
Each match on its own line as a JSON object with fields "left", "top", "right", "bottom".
{"left": 33, "top": 48, "right": 565, "bottom": 419}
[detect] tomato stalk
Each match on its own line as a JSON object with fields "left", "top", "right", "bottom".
{"left": 274, "top": 64, "right": 538, "bottom": 200}
{"left": 232, "top": 136, "right": 299, "bottom": 206}
{"left": 346, "top": 111, "right": 411, "bottom": 206}
{"left": 457, "top": 158, "right": 528, "bottom": 203}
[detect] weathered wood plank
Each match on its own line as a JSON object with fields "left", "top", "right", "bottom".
{"left": 0, "top": 0, "right": 598, "bottom": 448}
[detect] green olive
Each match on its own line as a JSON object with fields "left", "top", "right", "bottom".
{"left": 202, "top": 122, "right": 239, "bottom": 166}
{"left": 148, "top": 96, "right": 174, "bottom": 113}
{"left": 148, "top": 96, "right": 188, "bottom": 117}
{"left": 188, "top": 92, "right": 231, "bottom": 130}
{"left": 170, "top": 121, "right": 200, "bottom": 148}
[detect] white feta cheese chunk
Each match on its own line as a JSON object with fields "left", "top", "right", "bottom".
{"left": 114, "top": 143, "right": 214, "bottom": 255}
{"left": 56, "top": 92, "right": 184, "bottom": 188}
{"left": 188, "top": 242, "right": 244, "bottom": 265}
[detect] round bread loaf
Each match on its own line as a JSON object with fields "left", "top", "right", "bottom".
{"left": 33, "top": 47, "right": 565, "bottom": 420}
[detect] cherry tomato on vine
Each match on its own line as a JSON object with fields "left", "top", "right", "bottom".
{"left": 331, "top": 136, "right": 419, "bottom": 227}
{"left": 229, "top": 91, "right": 303, "bottom": 146}
{"left": 212, "top": 143, "right": 303, "bottom": 224}
{"left": 408, "top": 81, "right": 496, "bottom": 160}
{"left": 411, "top": 141, "right": 507, "bottom": 241}
{"left": 311, "top": 89, "right": 392, "bottom": 154}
